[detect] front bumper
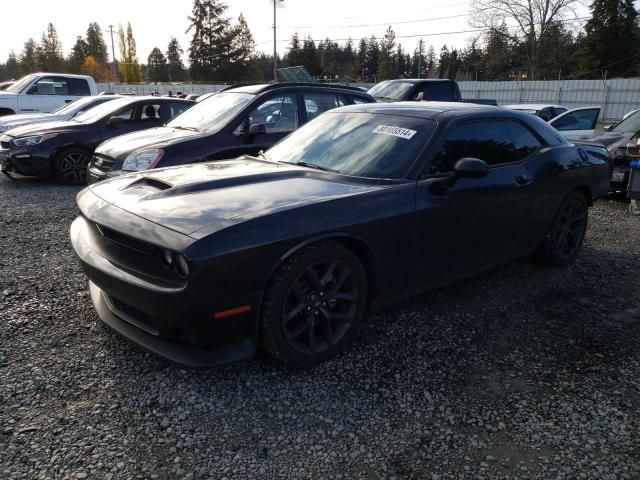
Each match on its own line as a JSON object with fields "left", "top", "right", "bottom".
{"left": 89, "top": 282, "right": 255, "bottom": 368}
{"left": 0, "top": 149, "right": 51, "bottom": 177}
{"left": 70, "top": 215, "right": 258, "bottom": 368}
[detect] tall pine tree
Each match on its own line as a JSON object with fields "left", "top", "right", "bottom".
{"left": 187, "top": 0, "right": 235, "bottom": 81}
{"left": 166, "top": 38, "right": 187, "bottom": 81}
{"left": 581, "top": 0, "right": 640, "bottom": 77}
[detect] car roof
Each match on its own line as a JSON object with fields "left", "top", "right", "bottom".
{"left": 377, "top": 78, "right": 455, "bottom": 83}
{"left": 330, "top": 101, "right": 499, "bottom": 119}
{"left": 224, "top": 83, "right": 372, "bottom": 96}
{"left": 503, "top": 104, "right": 567, "bottom": 110}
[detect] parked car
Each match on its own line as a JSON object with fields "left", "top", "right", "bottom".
{"left": 70, "top": 102, "right": 611, "bottom": 367}
{"left": 369, "top": 79, "right": 462, "bottom": 102}
{"left": 504, "top": 104, "right": 601, "bottom": 140}
{"left": 0, "top": 95, "right": 122, "bottom": 133}
{"left": 589, "top": 109, "right": 640, "bottom": 190}
{"left": 0, "top": 96, "right": 193, "bottom": 185}
{"left": 0, "top": 80, "right": 15, "bottom": 91}
{"left": 503, "top": 104, "right": 570, "bottom": 121}
{"left": 0, "top": 73, "right": 99, "bottom": 116}
{"left": 86, "top": 83, "right": 374, "bottom": 183}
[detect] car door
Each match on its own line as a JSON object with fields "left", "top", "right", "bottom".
{"left": 19, "top": 76, "right": 77, "bottom": 113}
{"left": 549, "top": 107, "right": 601, "bottom": 140}
{"left": 413, "top": 119, "right": 536, "bottom": 286}
{"left": 226, "top": 93, "right": 302, "bottom": 159}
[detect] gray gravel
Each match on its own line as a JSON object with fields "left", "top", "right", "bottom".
{"left": 0, "top": 175, "right": 638, "bottom": 480}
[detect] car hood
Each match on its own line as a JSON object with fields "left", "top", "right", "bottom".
{"left": 96, "top": 126, "right": 199, "bottom": 158}
{"left": 85, "top": 157, "right": 381, "bottom": 236}
{"left": 0, "top": 112, "right": 52, "bottom": 124}
{"left": 587, "top": 131, "right": 633, "bottom": 150}
{"left": 5, "top": 120, "right": 82, "bottom": 138}
{"left": 0, "top": 92, "right": 17, "bottom": 101}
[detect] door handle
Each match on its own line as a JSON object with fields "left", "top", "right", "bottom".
{"left": 515, "top": 175, "right": 531, "bottom": 186}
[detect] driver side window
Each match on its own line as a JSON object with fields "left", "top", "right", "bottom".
{"left": 241, "top": 95, "right": 299, "bottom": 135}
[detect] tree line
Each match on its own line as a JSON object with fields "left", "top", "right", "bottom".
{"left": 0, "top": 0, "right": 638, "bottom": 83}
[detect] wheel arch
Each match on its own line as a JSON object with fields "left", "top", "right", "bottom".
{"left": 270, "top": 233, "right": 379, "bottom": 309}
{"left": 50, "top": 143, "right": 91, "bottom": 176}
{"left": 0, "top": 108, "right": 16, "bottom": 116}
{"left": 574, "top": 185, "right": 593, "bottom": 206}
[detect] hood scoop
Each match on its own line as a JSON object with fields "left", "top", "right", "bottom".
{"left": 121, "top": 176, "right": 174, "bottom": 192}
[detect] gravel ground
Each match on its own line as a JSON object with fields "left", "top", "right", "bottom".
{"left": 0, "top": 175, "right": 638, "bottom": 480}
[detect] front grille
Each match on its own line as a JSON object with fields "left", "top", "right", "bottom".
{"left": 97, "top": 224, "right": 155, "bottom": 256}
{"left": 91, "top": 154, "right": 114, "bottom": 172}
{"left": 104, "top": 294, "right": 158, "bottom": 335}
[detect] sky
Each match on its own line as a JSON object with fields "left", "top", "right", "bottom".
{"left": 0, "top": 0, "right": 591, "bottom": 64}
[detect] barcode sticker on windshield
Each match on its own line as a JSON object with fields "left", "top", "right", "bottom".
{"left": 372, "top": 125, "right": 417, "bottom": 140}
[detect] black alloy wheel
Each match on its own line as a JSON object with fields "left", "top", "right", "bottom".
{"left": 261, "top": 241, "right": 367, "bottom": 365}
{"left": 54, "top": 148, "right": 90, "bottom": 185}
{"left": 535, "top": 190, "right": 589, "bottom": 266}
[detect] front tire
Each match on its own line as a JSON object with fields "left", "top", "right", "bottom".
{"left": 53, "top": 147, "right": 91, "bottom": 185}
{"left": 534, "top": 190, "right": 589, "bottom": 266}
{"left": 260, "top": 241, "right": 368, "bottom": 366}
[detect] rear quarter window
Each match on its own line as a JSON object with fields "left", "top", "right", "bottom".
{"left": 67, "top": 78, "right": 91, "bottom": 96}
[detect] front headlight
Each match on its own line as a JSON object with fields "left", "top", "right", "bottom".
{"left": 122, "top": 148, "right": 164, "bottom": 171}
{"left": 12, "top": 133, "right": 57, "bottom": 147}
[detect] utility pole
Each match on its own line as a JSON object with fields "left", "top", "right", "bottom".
{"left": 417, "top": 39, "right": 423, "bottom": 78}
{"left": 107, "top": 25, "right": 118, "bottom": 83}
{"left": 273, "top": 0, "right": 278, "bottom": 82}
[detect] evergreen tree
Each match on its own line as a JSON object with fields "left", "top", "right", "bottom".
{"left": 356, "top": 38, "right": 369, "bottom": 80}
{"left": 39, "top": 23, "right": 64, "bottom": 71}
{"left": 230, "top": 13, "right": 258, "bottom": 80}
{"left": 285, "top": 33, "right": 302, "bottom": 67}
{"left": 166, "top": 37, "right": 187, "bottom": 81}
{"left": 86, "top": 22, "right": 109, "bottom": 65}
{"left": 366, "top": 36, "right": 379, "bottom": 81}
{"left": 438, "top": 45, "right": 450, "bottom": 78}
{"left": 118, "top": 23, "right": 141, "bottom": 82}
{"left": 483, "top": 24, "right": 517, "bottom": 80}
{"left": 581, "top": 0, "right": 640, "bottom": 77}
{"left": 301, "top": 36, "right": 321, "bottom": 76}
{"left": 147, "top": 47, "right": 168, "bottom": 82}
{"left": 5, "top": 52, "right": 20, "bottom": 79}
{"left": 20, "top": 38, "right": 41, "bottom": 74}
{"left": 68, "top": 36, "right": 89, "bottom": 73}
{"left": 377, "top": 26, "right": 396, "bottom": 81}
{"left": 187, "top": 0, "right": 236, "bottom": 81}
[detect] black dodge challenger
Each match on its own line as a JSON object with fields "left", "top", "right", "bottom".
{"left": 70, "top": 102, "right": 612, "bottom": 367}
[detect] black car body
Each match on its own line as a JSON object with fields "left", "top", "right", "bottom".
{"left": 369, "top": 79, "right": 462, "bottom": 102}
{"left": 0, "top": 96, "right": 193, "bottom": 184}
{"left": 589, "top": 109, "right": 640, "bottom": 190}
{"left": 87, "top": 83, "right": 374, "bottom": 183}
{"left": 70, "top": 102, "right": 611, "bottom": 367}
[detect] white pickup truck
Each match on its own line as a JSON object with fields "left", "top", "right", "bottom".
{"left": 0, "top": 73, "right": 98, "bottom": 116}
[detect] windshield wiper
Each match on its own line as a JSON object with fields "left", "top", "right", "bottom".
{"left": 249, "top": 150, "right": 277, "bottom": 163}
{"left": 171, "top": 125, "right": 199, "bottom": 132}
{"left": 281, "top": 161, "right": 339, "bottom": 173}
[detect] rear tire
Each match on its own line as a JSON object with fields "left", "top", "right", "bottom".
{"left": 534, "top": 190, "right": 589, "bottom": 266}
{"left": 260, "top": 241, "right": 368, "bottom": 366}
{"left": 53, "top": 147, "right": 91, "bottom": 185}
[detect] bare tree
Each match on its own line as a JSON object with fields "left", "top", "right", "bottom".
{"left": 471, "top": 0, "right": 580, "bottom": 79}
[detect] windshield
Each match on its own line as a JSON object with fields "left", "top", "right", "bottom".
{"left": 167, "top": 92, "right": 254, "bottom": 132}
{"left": 368, "top": 81, "right": 414, "bottom": 101}
{"left": 52, "top": 96, "right": 108, "bottom": 115}
{"left": 5, "top": 74, "right": 37, "bottom": 93}
{"left": 266, "top": 112, "right": 434, "bottom": 179}
{"left": 72, "top": 98, "right": 133, "bottom": 123}
{"left": 613, "top": 110, "right": 640, "bottom": 134}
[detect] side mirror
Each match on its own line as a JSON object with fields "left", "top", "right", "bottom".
{"left": 106, "top": 116, "right": 124, "bottom": 128}
{"left": 414, "top": 92, "right": 425, "bottom": 101}
{"left": 453, "top": 157, "right": 489, "bottom": 179}
{"left": 243, "top": 123, "right": 266, "bottom": 142}
{"left": 27, "top": 86, "right": 38, "bottom": 95}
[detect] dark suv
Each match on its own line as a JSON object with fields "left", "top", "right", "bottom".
{"left": 368, "top": 79, "right": 462, "bottom": 102}
{"left": 87, "top": 83, "right": 374, "bottom": 183}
